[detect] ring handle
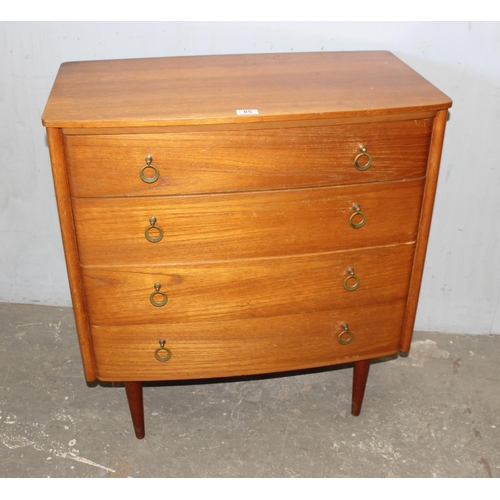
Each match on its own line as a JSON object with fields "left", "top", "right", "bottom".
{"left": 343, "top": 268, "right": 360, "bottom": 291}
{"left": 145, "top": 216, "right": 164, "bottom": 243}
{"left": 349, "top": 204, "right": 367, "bottom": 229}
{"left": 354, "top": 144, "right": 372, "bottom": 171}
{"left": 140, "top": 155, "right": 160, "bottom": 184}
{"left": 338, "top": 323, "right": 354, "bottom": 345}
{"left": 155, "top": 339, "right": 172, "bottom": 362}
{"left": 150, "top": 282, "right": 168, "bottom": 307}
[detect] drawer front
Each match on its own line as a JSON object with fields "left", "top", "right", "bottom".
{"left": 64, "top": 119, "right": 432, "bottom": 197}
{"left": 90, "top": 300, "right": 405, "bottom": 381}
{"left": 81, "top": 243, "right": 415, "bottom": 326}
{"left": 73, "top": 179, "right": 425, "bottom": 266}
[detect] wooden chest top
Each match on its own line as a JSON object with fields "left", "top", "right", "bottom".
{"left": 42, "top": 51, "right": 451, "bottom": 128}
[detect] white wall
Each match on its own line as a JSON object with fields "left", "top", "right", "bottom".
{"left": 1, "top": 21, "right": 499, "bottom": 334}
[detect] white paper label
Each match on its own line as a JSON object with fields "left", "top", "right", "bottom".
{"left": 236, "top": 109, "right": 259, "bottom": 115}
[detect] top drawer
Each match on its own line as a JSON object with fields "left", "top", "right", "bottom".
{"left": 64, "top": 119, "right": 432, "bottom": 198}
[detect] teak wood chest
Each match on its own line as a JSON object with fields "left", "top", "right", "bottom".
{"left": 42, "top": 51, "right": 452, "bottom": 438}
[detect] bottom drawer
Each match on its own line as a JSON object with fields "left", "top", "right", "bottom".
{"left": 90, "top": 300, "right": 406, "bottom": 381}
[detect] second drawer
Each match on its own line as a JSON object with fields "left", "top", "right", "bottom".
{"left": 73, "top": 179, "right": 424, "bottom": 265}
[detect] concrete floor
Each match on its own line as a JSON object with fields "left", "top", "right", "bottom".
{"left": 0, "top": 302, "right": 498, "bottom": 478}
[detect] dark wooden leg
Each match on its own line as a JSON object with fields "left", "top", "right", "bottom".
{"left": 125, "top": 382, "right": 145, "bottom": 439}
{"left": 351, "top": 359, "right": 371, "bottom": 416}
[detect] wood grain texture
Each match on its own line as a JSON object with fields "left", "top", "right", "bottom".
{"left": 46, "top": 128, "right": 97, "bottom": 382}
{"left": 72, "top": 179, "right": 424, "bottom": 266}
{"left": 90, "top": 300, "right": 405, "bottom": 381}
{"left": 81, "top": 243, "right": 415, "bottom": 326}
{"left": 42, "top": 52, "right": 451, "bottom": 128}
{"left": 64, "top": 119, "right": 432, "bottom": 197}
{"left": 400, "top": 109, "right": 449, "bottom": 352}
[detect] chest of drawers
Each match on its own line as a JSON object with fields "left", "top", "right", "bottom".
{"left": 42, "top": 51, "right": 451, "bottom": 439}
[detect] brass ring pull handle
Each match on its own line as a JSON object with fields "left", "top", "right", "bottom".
{"left": 140, "top": 155, "right": 160, "bottom": 184}
{"left": 150, "top": 282, "right": 168, "bottom": 307}
{"left": 155, "top": 339, "right": 172, "bottom": 362}
{"left": 338, "top": 323, "right": 354, "bottom": 345}
{"left": 349, "top": 204, "right": 367, "bottom": 229}
{"left": 354, "top": 144, "right": 372, "bottom": 171}
{"left": 145, "top": 216, "right": 164, "bottom": 243}
{"left": 343, "top": 268, "right": 360, "bottom": 291}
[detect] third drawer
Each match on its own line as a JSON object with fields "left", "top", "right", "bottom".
{"left": 81, "top": 243, "right": 415, "bottom": 326}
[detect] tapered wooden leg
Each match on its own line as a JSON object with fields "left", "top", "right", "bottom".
{"left": 125, "top": 382, "right": 145, "bottom": 439}
{"left": 351, "top": 359, "right": 371, "bottom": 416}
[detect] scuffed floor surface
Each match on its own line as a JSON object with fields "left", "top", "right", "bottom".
{"left": 0, "top": 302, "right": 498, "bottom": 477}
